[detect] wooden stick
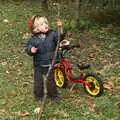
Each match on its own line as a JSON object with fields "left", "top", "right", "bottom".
{"left": 69, "top": 83, "right": 76, "bottom": 93}
{"left": 37, "top": 31, "right": 61, "bottom": 120}
{"left": 37, "top": 16, "right": 62, "bottom": 120}
{"left": 37, "top": 75, "right": 47, "bottom": 120}
{"left": 37, "top": 3, "right": 62, "bottom": 119}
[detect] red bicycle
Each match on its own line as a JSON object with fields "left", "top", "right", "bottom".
{"left": 53, "top": 41, "right": 104, "bottom": 97}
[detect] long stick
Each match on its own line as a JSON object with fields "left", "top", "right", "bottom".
{"left": 37, "top": 32, "right": 61, "bottom": 120}
{"left": 37, "top": 3, "right": 62, "bottom": 120}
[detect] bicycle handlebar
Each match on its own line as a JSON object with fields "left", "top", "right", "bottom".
{"left": 70, "top": 45, "right": 80, "bottom": 48}
{"left": 60, "top": 44, "right": 80, "bottom": 50}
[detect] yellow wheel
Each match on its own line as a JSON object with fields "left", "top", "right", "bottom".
{"left": 84, "top": 73, "right": 103, "bottom": 97}
{"left": 54, "top": 67, "right": 67, "bottom": 88}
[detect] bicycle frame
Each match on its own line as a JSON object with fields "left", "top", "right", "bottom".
{"left": 59, "top": 56, "right": 86, "bottom": 85}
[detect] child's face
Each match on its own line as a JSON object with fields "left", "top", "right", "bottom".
{"left": 34, "top": 17, "right": 49, "bottom": 33}
{"left": 37, "top": 22, "right": 49, "bottom": 33}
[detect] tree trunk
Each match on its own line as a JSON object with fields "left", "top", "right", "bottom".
{"left": 75, "top": 0, "right": 82, "bottom": 29}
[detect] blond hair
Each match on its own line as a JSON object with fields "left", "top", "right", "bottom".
{"left": 32, "top": 16, "right": 49, "bottom": 33}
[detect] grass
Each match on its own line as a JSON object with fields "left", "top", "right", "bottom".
{"left": 0, "top": 1, "right": 120, "bottom": 120}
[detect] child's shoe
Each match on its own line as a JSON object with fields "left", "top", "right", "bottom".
{"left": 50, "top": 95, "right": 61, "bottom": 101}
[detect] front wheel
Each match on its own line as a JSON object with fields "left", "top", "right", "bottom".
{"left": 84, "top": 73, "right": 104, "bottom": 97}
{"left": 54, "top": 66, "right": 67, "bottom": 88}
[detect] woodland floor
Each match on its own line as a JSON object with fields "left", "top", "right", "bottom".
{"left": 0, "top": 1, "right": 120, "bottom": 120}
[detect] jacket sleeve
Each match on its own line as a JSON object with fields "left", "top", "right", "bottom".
{"left": 25, "top": 38, "right": 35, "bottom": 56}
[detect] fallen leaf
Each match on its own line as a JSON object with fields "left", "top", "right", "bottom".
{"left": 34, "top": 107, "right": 41, "bottom": 114}
{"left": 0, "top": 109, "right": 8, "bottom": 115}
{"left": 87, "top": 97, "right": 96, "bottom": 108}
{"left": 12, "top": 111, "right": 30, "bottom": 117}
{"left": 6, "top": 70, "right": 10, "bottom": 74}
{"left": 71, "top": 89, "right": 81, "bottom": 94}
{"left": 20, "top": 112, "right": 30, "bottom": 117}
{"left": 104, "top": 81, "right": 114, "bottom": 90}
{"left": 49, "top": 114, "right": 56, "bottom": 120}
{"left": 55, "top": 110, "right": 69, "bottom": 118}
{"left": 3, "top": 19, "right": 9, "bottom": 23}
{"left": 115, "top": 101, "right": 120, "bottom": 109}
{"left": 1, "top": 61, "right": 7, "bottom": 66}
{"left": 0, "top": 99, "right": 7, "bottom": 105}
{"left": 22, "top": 32, "right": 31, "bottom": 39}
{"left": 63, "top": 112, "right": 69, "bottom": 117}
{"left": 7, "top": 91, "right": 17, "bottom": 97}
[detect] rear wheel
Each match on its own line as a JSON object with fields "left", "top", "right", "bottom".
{"left": 54, "top": 66, "right": 67, "bottom": 88}
{"left": 84, "top": 73, "right": 104, "bottom": 97}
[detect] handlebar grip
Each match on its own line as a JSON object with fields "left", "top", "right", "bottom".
{"left": 60, "top": 44, "right": 80, "bottom": 50}
{"left": 70, "top": 45, "right": 80, "bottom": 48}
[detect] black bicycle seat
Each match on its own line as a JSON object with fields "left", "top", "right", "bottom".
{"left": 77, "top": 64, "right": 90, "bottom": 70}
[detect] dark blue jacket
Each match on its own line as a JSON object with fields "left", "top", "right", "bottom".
{"left": 25, "top": 30, "right": 63, "bottom": 67}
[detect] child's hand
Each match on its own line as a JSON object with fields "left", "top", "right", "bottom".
{"left": 56, "top": 20, "right": 62, "bottom": 28}
{"left": 31, "top": 46, "right": 38, "bottom": 53}
{"left": 56, "top": 20, "right": 63, "bottom": 34}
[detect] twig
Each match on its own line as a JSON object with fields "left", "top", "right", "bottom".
{"left": 69, "top": 83, "right": 76, "bottom": 93}
{"left": 37, "top": 75, "right": 47, "bottom": 120}
{"left": 37, "top": 31, "right": 61, "bottom": 120}
{"left": 37, "top": 3, "right": 61, "bottom": 119}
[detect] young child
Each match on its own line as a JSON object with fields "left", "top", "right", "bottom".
{"left": 25, "top": 15, "right": 64, "bottom": 101}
